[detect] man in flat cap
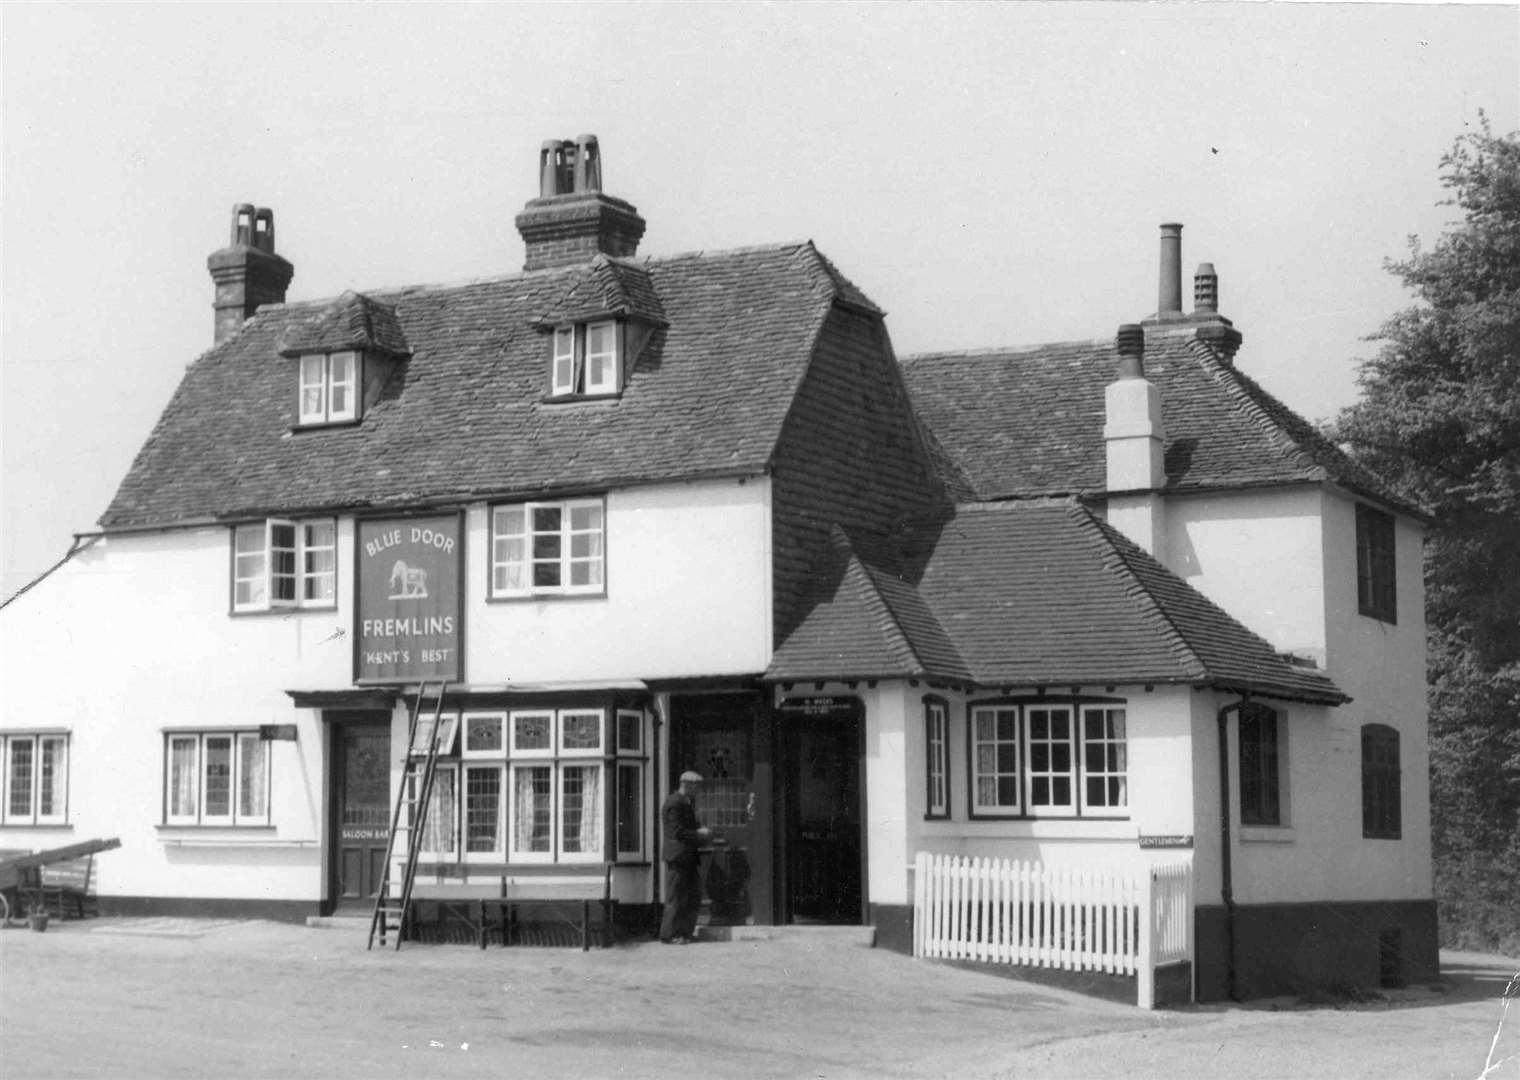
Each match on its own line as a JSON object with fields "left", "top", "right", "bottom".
{"left": 659, "top": 770, "right": 711, "bottom": 944}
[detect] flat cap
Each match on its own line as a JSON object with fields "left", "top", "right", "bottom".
{"left": 679, "top": 770, "right": 704, "bottom": 783}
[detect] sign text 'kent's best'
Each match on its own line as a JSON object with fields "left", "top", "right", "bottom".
{"left": 355, "top": 515, "right": 463, "bottom": 684}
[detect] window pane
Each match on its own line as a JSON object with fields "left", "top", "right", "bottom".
{"left": 513, "top": 714, "right": 551, "bottom": 752}
{"left": 238, "top": 734, "right": 268, "bottom": 820}
{"left": 617, "top": 711, "right": 642, "bottom": 753}
{"left": 8, "top": 738, "right": 34, "bottom": 818}
{"left": 234, "top": 525, "right": 268, "bottom": 608}
{"left": 270, "top": 523, "right": 298, "bottom": 602}
{"left": 1026, "top": 707, "right": 1075, "bottom": 810}
{"left": 204, "top": 736, "right": 232, "bottom": 817}
{"left": 465, "top": 714, "right": 504, "bottom": 754}
{"left": 512, "top": 766, "right": 552, "bottom": 853}
{"left": 560, "top": 711, "right": 602, "bottom": 752}
{"left": 299, "top": 355, "right": 327, "bottom": 421}
{"left": 561, "top": 764, "right": 603, "bottom": 856}
{"left": 422, "top": 769, "right": 456, "bottom": 853}
{"left": 38, "top": 737, "right": 65, "bottom": 817}
{"left": 616, "top": 763, "right": 643, "bottom": 856}
{"left": 302, "top": 521, "right": 336, "bottom": 603}
{"left": 169, "top": 737, "right": 198, "bottom": 818}
{"left": 329, "top": 352, "right": 357, "bottom": 420}
{"left": 552, "top": 327, "right": 577, "bottom": 394}
{"left": 465, "top": 766, "right": 502, "bottom": 853}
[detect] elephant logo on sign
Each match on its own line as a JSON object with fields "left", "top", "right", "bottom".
{"left": 388, "top": 560, "right": 428, "bottom": 599}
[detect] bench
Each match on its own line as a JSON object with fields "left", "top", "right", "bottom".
{"left": 36, "top": 855, "right": 99, "bottom": 919}
{"left": 412, "top": 865, "right": 616, "bottom": 950}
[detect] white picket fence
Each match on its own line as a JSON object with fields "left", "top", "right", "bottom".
{"left": 912, "top": 852, "right": 1193, "bottom": 1009}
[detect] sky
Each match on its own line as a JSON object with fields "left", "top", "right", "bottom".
{"left": 2, "top": 2, "right": 1517, "bottom": 601}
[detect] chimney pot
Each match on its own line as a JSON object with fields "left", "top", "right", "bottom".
{"left": 539, "top": 139, "right": 574, "bottom": 198}
{"left": 1115, "top": 323, "right": 1145, "bottom": 379}
{"left": 574, "top": 134, "right": 601, "bottom": 193}
{"left": 1193, "top": 262, "right": 1218, "bottom": 313}
{"left": 1158, "top": 223, "right": 1183, "bottom": 317}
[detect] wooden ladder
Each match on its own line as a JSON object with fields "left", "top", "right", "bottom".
{"left": 368, "top": 681, "right": 448, "bottom": 951}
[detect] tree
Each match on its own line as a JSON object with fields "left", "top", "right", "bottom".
{"left": 1333, "top": 117, "right": 1520, "bottom": 954}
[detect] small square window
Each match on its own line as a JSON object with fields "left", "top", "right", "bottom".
{"left": 298, "top": 351, "right": 362, "bottom": 426}
{"left": 548, "top": 322, "right": 621, "bottom": 398}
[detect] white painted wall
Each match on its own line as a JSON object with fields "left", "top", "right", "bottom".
{"left": 0, "top": 476, "right": 773, "bottom": 904}
{"left": 465, "top": 478, "right": 772, "bottom": 683}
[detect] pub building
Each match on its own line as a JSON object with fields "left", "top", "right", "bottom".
{"left": 0, "top": 136, "right": 1436, "bottom": 1000}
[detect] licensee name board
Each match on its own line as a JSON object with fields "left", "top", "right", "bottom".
{"left": 355, "top": 514, "right": 464, "bottom": 684}
{"left": 777, "top": 696, "right": 864, "bottom": 721}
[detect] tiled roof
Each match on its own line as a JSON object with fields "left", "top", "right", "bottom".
{"left": 277, "top": 290, "right": 409, "bottom": 358}
{"left": 100, "top": 243, "right": 863, "bottom": 529}
{"left": 766, "top": 528, "right": 971, "bottom": 683}
{"left": 899, "top": 326, "right": 1418, "bottom": 513}
{"left": 770, "top": 500, "right": 1347, "bottom": 705}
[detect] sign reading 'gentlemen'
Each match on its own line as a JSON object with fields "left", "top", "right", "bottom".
{"left": 355, "top": 514, "right": 463, "bottom": 684}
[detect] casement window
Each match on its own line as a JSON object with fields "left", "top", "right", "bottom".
{"left": 423, "top": 708, "right": 649, "bottom": 865}
{"left": 551, "top": 321, "right": 620, "bottom": 398}
{"left": 969, "top": 703, "right": 1128, "bottom": 819}
{"left": 298, "top": 350, "right": 361, "bottom": 426}
{"left": 232, "top": 519, "right": 337, "bottom": 612}
{"left": 163, "top": 731, "right": 271, "bottom": 826}
{"left": 489, "top": 499, "right": 605, "bottom": 598}
{"left": 924, "top": 698, "right": 949, "bottom": 819}
{"left": 1, "top": 732, "right": 69, "bottom": 826}
{"left": 1238, "top": 704, "right": 1283, "bottom": 827}
{"left": 1356, "top": 504, "right": 1397, "bottom": 623}
{"left": 1361, "top": 723, "right": 1402, "bottom": 840}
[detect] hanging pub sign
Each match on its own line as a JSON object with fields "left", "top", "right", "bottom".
{"left": 355, "top": 513, "right": 463, "bottom": 684}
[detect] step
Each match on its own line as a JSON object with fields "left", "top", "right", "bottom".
{"left": 696, "top": 924, "right": 876, "bottom": 947}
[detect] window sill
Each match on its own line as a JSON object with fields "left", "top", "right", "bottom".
{"left": 486, "top": 592, "right": 607, "bottom": 605}
{"left": 1238, "top": 826, "right": 1295, "bottom": 844}
{"left": 290, "top": 418, "right": 363, "bottom": 433}
{"left": 229, "top": 605, "right": 339, "bottom": 617}
{"left": 0, "top": 822, "right": 72, "bottom": 831}
{"left": 923, "top": 819, "right": 1136, "bottom": 841}
{"left": 156, "top": 827, "right": 314, "bottom": 848}
{"left": 1358, "top": 608, "right": 1397, "bottom": 626}
{"left": 540, "top": 392, "right": 622, "bottom": 406}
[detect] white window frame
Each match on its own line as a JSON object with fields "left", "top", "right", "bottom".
{"left": 971, "top": 706, "right": 1022, "bottom": 816}
{"left": 461, "top": 712, "right": 506, "bottom": 759}
{"left": 549, "top": 321, "right": 620, "bottom": 398}
{"left": 162, "top": 731, "right": 272, "bottom": 827}
{"left": 462, "top": 762, "right": 505, "bottom": 860}
{"left": 408, "top": 712, "right": 459, "bottom": 758}
{"left": 298, "top": 350, "right": 361, "bottom": 426}
{"left": 489, "top": 499, "right": 606, "bottom": 599}
{"left": 416, "top": 764, "right": 458, "bottom": 858}
{"left": 2, "top": 733, "right": 69, "bottom": 826}
{"left": 1079, "top": 707, "right": 1129, "bottom": 817}
{"left": 232, "top": 518, "right": 338, "bottom": 613}
{"left": 969, "top": 703, "right": 1130, "bottom": 820}
{"left": 508, "top": 762, "right": 556, "bottom": 864}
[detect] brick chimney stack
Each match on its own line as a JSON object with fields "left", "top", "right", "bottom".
{"left": 207, "top": 204, "right": 294, "bottom": 345}
{"left": 515, "top": 134, "right": 646, "bottom": 271}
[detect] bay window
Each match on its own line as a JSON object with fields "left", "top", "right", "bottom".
{"left": 969, "top": 702, "right": 1128, "bottom": 819}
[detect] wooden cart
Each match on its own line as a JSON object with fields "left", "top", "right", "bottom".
{"left": 0, "top": 837, "right": 121, "bottom": 925}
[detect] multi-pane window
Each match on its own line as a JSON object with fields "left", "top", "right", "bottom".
{"left": 1238, "top": 704, "right": 1283, "bottom": 827}
{"left": 969, "top": 704, "right": 1129, "bottom": 818}
{"left": 232, "top": 519, "right": 337, "bottom": 612}
{"left": 925, "top": 699, "right": 949, "bottom": 818}
{"left": 1356, "top": 504, "right": 1397, "bottom": 623}
{"left": 550, "top": 321, "right": 620, "bottom": 397}
{"left": 1, "top": 733, "right": 69, "bottom": 826}
{"left": 298, "top": 350, "right": 360, "bottom": 425}
{"left": 164, "top": 731, "right": 271, "bottom": 826}
{"left": 489, "top": 499, "right": 605, "bottom": 598}
{"left": 1362, "top": 724, "right": 1401, "bottom": 839}
{"left": 428, "top": 708, "right": 648, "bottom": 865}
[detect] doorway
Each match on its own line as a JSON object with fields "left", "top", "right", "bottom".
{"left": 784, "top": 708, "right": 864, "bottom": 924}
{"left": 328, "top": 714, "right": 391, "bottom": 913}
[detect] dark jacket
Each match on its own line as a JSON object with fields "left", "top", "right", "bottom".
{"left": 661, "top": 791, "right": 703, "bottom": 865}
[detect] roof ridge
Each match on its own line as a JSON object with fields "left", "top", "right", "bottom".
{"left": 1069, "top": 503, "right": 1209, "bottom": 681}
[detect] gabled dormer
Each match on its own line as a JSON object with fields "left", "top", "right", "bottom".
{"left": 277, "top": 291, "right": 410, "bottom": 429}
{"left": 532, "top": 255, "right": 667, "bottom": 401}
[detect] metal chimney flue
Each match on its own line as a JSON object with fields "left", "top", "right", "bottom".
{"left": 1158, "top": 223, "right": 1183, "bottom": 318}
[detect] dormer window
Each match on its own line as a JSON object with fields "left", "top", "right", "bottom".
{"left": 299, "top": 350, "right": 361, "bottom": 426}
{"left": 551, "top": 321, "right": 620, "bottom": 398}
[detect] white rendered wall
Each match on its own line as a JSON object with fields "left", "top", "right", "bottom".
{"left": 1164, "top": 487, "right": 1327, "bottom": 665}
{"left": 464, "top": 478, "right": 772, "bottom": 683}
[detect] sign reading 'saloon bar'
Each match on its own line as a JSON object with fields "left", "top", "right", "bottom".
{"left": 355, "top": 514, "right": 463, "bottom": 684}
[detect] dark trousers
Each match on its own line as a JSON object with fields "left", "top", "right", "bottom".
{"left": 660, "top": 856, "right": 701, "bottom": 940}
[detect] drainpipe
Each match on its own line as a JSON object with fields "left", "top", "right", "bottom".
{"left": 1216, "top": 696, "right": 1246, "bottom": 1001}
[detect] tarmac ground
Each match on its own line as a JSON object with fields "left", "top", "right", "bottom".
{"left": 0, "top": 917, "right": 1516, "bottom": 1080}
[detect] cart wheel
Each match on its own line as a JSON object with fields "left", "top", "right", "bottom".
{"left": 0, "top": 889, "right": 12, "bottom": 927}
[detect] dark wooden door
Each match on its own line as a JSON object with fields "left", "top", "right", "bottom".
{"left": 330, "top": 717, "right": 391, "bottom": 911}
{"left": 786, "top": 716, "right": 864, "bottom": 924}
{"left": 669, "top": 693, "right": 771, "bottom": 926}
